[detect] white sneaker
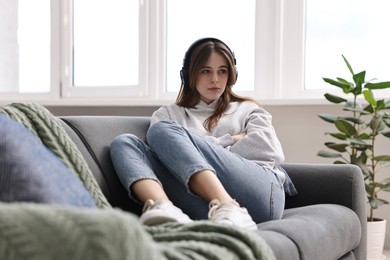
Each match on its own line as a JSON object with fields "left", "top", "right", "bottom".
{"left": 139, "top": 199, "right": 193, "bottom": 226}
{"left": 208, "top": 199, "right": 258, "bottom": 231}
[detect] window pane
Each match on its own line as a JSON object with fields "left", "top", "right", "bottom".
{"left": 73, "top": 0, "right": 139, "bottom": 87}
{"left": 305, "top": 0, "right": 390, "bottom": 90}
{"left": 166, "top": 0, "right": 255, "bottom": 93}
{"left": 0, "top": 0, "right": 50, "bottom": 93}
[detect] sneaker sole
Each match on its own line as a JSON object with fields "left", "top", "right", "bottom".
{"left": 213, "top": 219, "right": 258, "bottom": 231}
{"left": 140, "top": 209, "right": 193, "bottom": 226}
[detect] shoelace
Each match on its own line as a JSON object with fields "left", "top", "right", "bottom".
{"left": 208, "top": 200, "right": 221, "bottom": 219}
{"left": 208, "top": 199, "right": 240, "bottom": 220}
{"left": 142, "top": 199, "right": 156, "bottom": 213}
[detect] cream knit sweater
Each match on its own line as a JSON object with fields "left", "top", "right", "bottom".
{"left": 151, "top": 99, "right": 286, "bottom": 183}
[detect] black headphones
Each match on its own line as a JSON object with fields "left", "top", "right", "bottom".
{"left": 180, "top": 37, "right": 237, "bottom": 89}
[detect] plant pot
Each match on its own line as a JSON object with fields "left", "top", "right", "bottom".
{"left": 367, "top": 218, "right": 387, "bottom": 260}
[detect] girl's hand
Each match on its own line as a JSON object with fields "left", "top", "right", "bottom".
{"left": 232, "top": 133, "right": 246, "bottom": 143}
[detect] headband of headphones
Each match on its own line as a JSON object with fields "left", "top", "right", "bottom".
{"left": 180, "top": 37, "right": 237, "bottom": 89}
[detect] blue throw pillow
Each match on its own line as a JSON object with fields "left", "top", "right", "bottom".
{"left": 0, "top": 115, "right": 96, "bottom": 208}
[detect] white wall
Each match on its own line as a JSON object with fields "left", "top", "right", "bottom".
{"left": 48, "top": 103, "right": 390, "bottom": 247}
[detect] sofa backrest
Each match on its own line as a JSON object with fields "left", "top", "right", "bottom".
{"left": 59, "top": 116, "right": 150, "bottom": 214}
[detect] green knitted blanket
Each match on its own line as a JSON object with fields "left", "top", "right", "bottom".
{"left": 0, "top": 102, "right": 275, "bottom": 260}
{"left": 0, "top": 102, "right": 110, "bottom": 209}
{"left": 0, "top": 203, "right": 275, "bottom": 260}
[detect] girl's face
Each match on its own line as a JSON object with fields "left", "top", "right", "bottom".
{"left": 195, "top": 52, "right": 228, "bottom": 104}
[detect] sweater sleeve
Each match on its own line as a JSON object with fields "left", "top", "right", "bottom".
{"left": 204, "top": 134, "right": 234, "bottom": 148}
{"left": 229, "top": 107, "right": 285, "bottom": 168}
{"left": 150, "top": 106, "right": 171, "bottom": 125}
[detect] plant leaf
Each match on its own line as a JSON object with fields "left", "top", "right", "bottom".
{"left": 358, "top": 133, "right": 371, "bottom": 139}
{"left": 363, "top": 89, "right": 377, "bottom": 107}
{"left": 328, "top": 132, "right": 347, "bottom": 140}
{"left": 365, "top": 81, "right": 390, "bottom": 90}
{"left": 324, "top": 93, "right": 347, "bottom": 104}
{"left": 354, "top": 160, "right": 371, "bottom": 176}
{"left": 319, "top": 113, "right": 337, "bottom": 123}
{"left": 369, "top": 198, "right": 389, "bottom": 209}
{"left": 382, "top": 131, "right": 390, "bottom": 138}
{"left": 357, "top": 151, "right": 368, "bottom": 165}
{"left": 363, "top": 104, "right": 374, "bottom": 114}
{"left": 376, "top": 99, "right": 386, "bottom": 110}
{"left": 325, "top": 142, "right": 349, "bottom": 152}
{"left": 383, "top": 118, "right": 390, "bottom": 127}
{"left": 348, "top": 138, "right": 369, "bottom": 146}
{"left": 336, "top": 77, "right": 352, "bottom": 86}
{"left": 333, "top": 160, "right": 346, "bottom": 164}
{"left": 342, "top": 55, "right": 354, "bottom": 75}
{"left": 352, "top": 71, "right": 365, "bottom": 95}
{"left": 317, "top": 150, "right": 342, "bottom": 158}
{"left": 373, "top": 155, "right": 390, "bottom": 162}
{"left": 344, "top": 106, "right": 371, "bottom": 115}
{"left": 366, "top": 183, "right": 374, "bottom": 194}
{"left": 370, "top": 117, "right": 385, "bottom": 133}
{"left": 341, "top": 117, "right": 365, "bottom": 124}
{"left": 323, "top": 78, "right": 351, "bottom": 93}
{"left": 335, "top": 120, "right": 357, "bottom": 136}
{"left": 381, "top": 178, "right": 390, "bottom": 191}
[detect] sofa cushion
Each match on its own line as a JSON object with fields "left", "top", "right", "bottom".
{"left": 257, "top": 230, "right": 300, "bottom": 260}
{"left": 0, "top": 115, "right": 96, "bottom": 208}
{"left": 257, "top": 204, "right": 361, "bottom": 260}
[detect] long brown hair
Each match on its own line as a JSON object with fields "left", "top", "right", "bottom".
{"left": 176, "top": 39, "right": 258, "bottom": 131}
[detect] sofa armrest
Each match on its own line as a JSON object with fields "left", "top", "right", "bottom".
{"left": 283, "top": 163, "right": 365, "bottom": 210}
{"left": 282, "top": 163, "right": 367, "bottom": 259}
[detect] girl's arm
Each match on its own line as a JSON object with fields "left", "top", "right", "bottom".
{"left": 229, "top": 108, "right": 285, "bottom": 168}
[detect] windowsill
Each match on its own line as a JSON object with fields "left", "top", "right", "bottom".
{"left": 0, "top": 97, "right": 337, "bottom": 107}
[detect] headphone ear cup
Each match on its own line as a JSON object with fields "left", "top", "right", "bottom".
{"left": 180, "top": 68, "right": 188, "bottom": 88}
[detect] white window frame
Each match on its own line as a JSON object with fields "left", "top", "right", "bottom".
{"left": 4, "top": 0, "right": 363, "bottom": 107}
{"left": 60, "top": 0, "right": 151, "bottom": 101}
{"left": 267, "top": 0, "right": 390, "bottom": 103}
{"left": 256, "top": 0, "right": 321, "bottom": 104}
{"left": 0, "top": 0, "right": 61, "bottom": 104}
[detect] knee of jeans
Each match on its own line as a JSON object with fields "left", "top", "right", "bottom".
{"left": 110, "top": 133, "right": 139, "bottom": 152}
{"left": 147, "top": 120, "right": 178, "bottom": 144}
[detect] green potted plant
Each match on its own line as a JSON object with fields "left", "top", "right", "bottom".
{"left": 317, "top": 55, "right": 390, "bottom": 258}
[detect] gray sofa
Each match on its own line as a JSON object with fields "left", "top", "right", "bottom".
{"left": 58, "top": 115, "right": 367, "bottom": 260}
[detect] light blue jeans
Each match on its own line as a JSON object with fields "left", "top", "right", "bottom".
{"left": 110, "top": 120, "right": 285, "bottom": 223}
